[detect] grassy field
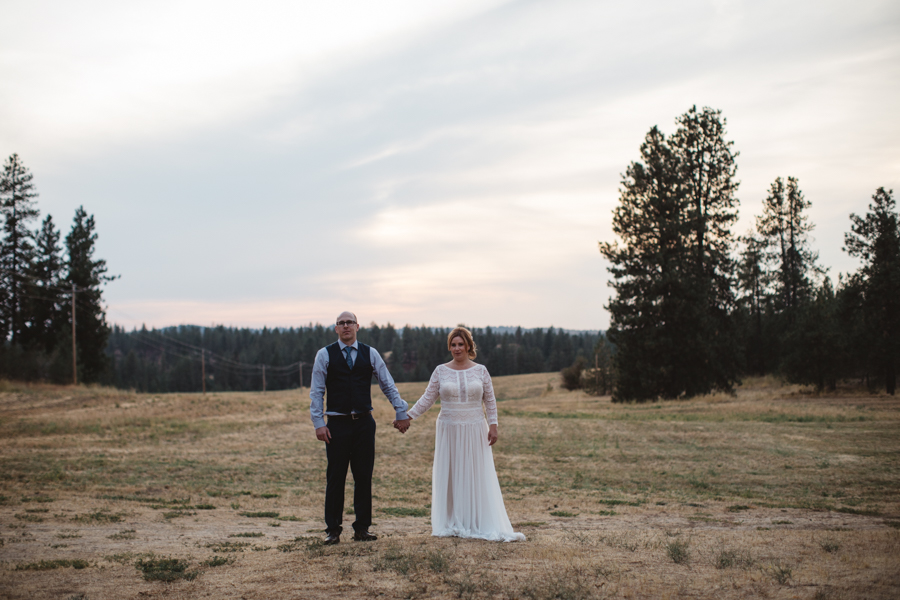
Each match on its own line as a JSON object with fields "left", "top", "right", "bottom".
{"left": 0, "top": 374, "right": 897, "bottom": 599}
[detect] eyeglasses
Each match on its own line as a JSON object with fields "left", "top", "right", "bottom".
{"left": 336, "top": 320, "right": 357, "bottom": 327}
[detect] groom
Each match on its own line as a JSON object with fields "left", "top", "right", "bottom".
{"left": 309, "top": 311, "right": 411, "bottom": 545}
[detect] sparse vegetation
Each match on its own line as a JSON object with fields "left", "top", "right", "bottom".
{"left": 135, "top": 556, "right": 197, "bottom": 582}
{"left": 666, "top": 537, "right": 690, "bottom": 564}
{"left": 0, "top": 376, "right": 898, "bottom": 598}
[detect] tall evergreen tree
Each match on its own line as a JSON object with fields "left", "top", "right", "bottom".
{"left": 65, "top": 206, "right": 114, "bottom": 383}
{"left": 0, "top": 154, "right": 40, "bottom": 344}
{"left": 843, "top": 188, "right": 900, "bottom": 394}
{"left": 756, "top": 177, "right": 818, "bottom": 319}
{"left": 671, "top": 106, "right": 741, "bottom": 392}
{"left": 600, "top": 107, "right": 740, "bottom": 402}
{"left": 736, "top": 233, "right": 770, "bottom": 375}
{"left": 23, "top": 215, "right": 66, "bottom": 352}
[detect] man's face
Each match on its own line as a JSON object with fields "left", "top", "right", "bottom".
{"left": 335, "top": 312, "right": 359, "bottom": 344}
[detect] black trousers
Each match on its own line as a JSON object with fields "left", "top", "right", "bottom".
{"left": 324, "top": 413, "right": 376, "bottom": 535}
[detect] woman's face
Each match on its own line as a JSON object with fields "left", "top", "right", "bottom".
{"left": 450, "top": 336, "right": 468, "bottom": 361}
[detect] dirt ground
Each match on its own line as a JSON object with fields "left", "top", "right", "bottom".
{"left": 0, "top": 374, "right": 897, "bottom": 599}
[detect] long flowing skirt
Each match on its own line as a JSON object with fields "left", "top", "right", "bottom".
{"left": 431, "top": 411, "right": 525, "bottom": 542}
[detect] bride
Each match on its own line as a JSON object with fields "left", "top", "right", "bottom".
{"left": 399, "top": 327, "right": 524, "bottom": 542}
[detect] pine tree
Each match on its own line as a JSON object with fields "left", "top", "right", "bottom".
{"left": 600, "top": 108, "right": 740, "bottom": 401}
{"left": 736, "top": 234, "right": 770, "bottom": 375}
{"left": 843, "top": 188, "right": 900, "bottom": 394}
{"left": 22, "top": 215, "right": 65, "bottom": 353}
{"left": 756, "top": 177, "right": 818, "bottom": 318}
{"left": 65, "top": 206, "right": 115, "bottom": 383}
{"left": 0, "top": 154, "right": 40, "bottom": 344}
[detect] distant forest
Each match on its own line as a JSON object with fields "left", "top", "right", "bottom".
{"left": 105, "top": 324, "right": 602, "bottom": 393}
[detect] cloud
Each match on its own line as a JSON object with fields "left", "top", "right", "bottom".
{"left": 3, "top": 0, "right": 899, "bottom": 330}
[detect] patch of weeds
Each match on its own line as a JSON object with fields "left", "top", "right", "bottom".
{"left": 135, "top": 556, "right": 198, "bottom": 582}
{"left": 163, "top": 510, "right": 196, "bottom": 519}
{"left": 447, "top": 570, "right": 480, "bottom": 600}
{"left": 22, "top": 495, "right": 55, "bottom": 503}
{"left": 258, "top": 493, "right": 280, "bottom": 499}
{"left": 820, "top": 538, "right": 841, "bottom": 553}
{"left": 65, "top": 594, "right": 87, "bottom": 600}
{"left": 276, "top": 515, "right": 303, "bottom": 521}
{"left": 107, "top": 529, "right": 137, "bottom": 540}
{"left": 105, "top": 551, "right": 154, "bottom": 564}
{"left": 0, "top": 495, "right": 10, "bottom": 504}
{"left": 56, "top": 530, "right": 82, "bottom": 539}
{"left": 277, "top": 536, "right": 326, "bottom": 557}
{"left": 772, "top": 520, "right": 793, "bottom": 525}
{"left": 230, "top": 502, "right": 241, "bottom": 510}
{"left": 836, "top": 506, "right": 880, "bottom": 516}
{"left": 425, "top": 549, "right": 450, "bottom": 573}
{"left": 268, "top": 522, "right": 281, "bottom": 527}
{"left": 205, "top": 541, "right": 251, "bottom": 553}
{"left": 16, "top": 559, "right": 89, "bottom": 570}
{"left": 597, "top": 510, "right": 617, "bottom": 516}
{"left": 883, "top": 520, "right": 900, "bottom": 529}
{"left": 656, "top": 501, "right": 667, "bottom": 505}
{"left": 378, "top": 507, "right": 428, "bottom": 517}
{"left": 514, "top": 521, "right": 545, "bottom": 527}
{"left": 666, "top": 538, "right": 690, "bottom": 564}
{"left": 72, "top": 511, "right": 124, "bottom": 524}
{"left": 193, "top": 504, "right": 216, "bottom": 510}
{"left": 765, "top": 560, "right": 793, "bottom": 585}
{"left": 715, "top": 548, "right": 753, "bottom": 569}
{"left": 49, "top": 543, "right": 68, "bottom": 548}
{"left": 203, "top": 555, "right": 231, "bottom": 567}
{"left": 726, "top": 505, "right": 751, "bottom": 512}
{"left": 25, "top": 508, "right": 50, "bottom": 513}
{"left": 550, "top": 510, "right": 578, "bottom": 517}
{"left": 519, "top": 566, "right": 596, "bottom": 600}
{"left": 600, "top": 498, "right": 643, "bottom": 507}
{"left": 239, "top": 511, "right": 279, "bottom": 518}
{"left": 15, "top": 513, "right": 44, "bottom": 522}
{"left": 371, "top": 542, "right": 415, "bottom": 576}
{"left": 229, "top": 532, "right": 264, "bottom": 538}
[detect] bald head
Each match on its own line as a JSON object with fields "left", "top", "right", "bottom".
{"left": 335, "top": 311, "right": 360, "bottom": 344}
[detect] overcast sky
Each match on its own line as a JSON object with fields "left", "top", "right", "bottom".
{"left": 2, "top": 0, "right": 898, "bottom": 331}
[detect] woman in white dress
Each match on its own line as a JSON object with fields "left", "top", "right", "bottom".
{"left": 399, "top": 327, "right": 524, "bottom": 542}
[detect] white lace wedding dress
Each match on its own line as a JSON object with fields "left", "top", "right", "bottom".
{"left": 408, "top": 364, "right": 525, "bottom": 542}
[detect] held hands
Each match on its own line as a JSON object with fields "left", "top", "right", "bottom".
{"left": 392, "top": 418, "right": 411, "bottom": 434}
{"left": 487, "top": 424, "right": 498, "bottom": 446}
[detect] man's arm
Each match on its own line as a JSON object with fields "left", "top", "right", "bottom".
{"left": 370, "top": 348, "right": 409, "bottom": 430}
{"left": 309, "top": 348, "right": 331, "bottom": 442}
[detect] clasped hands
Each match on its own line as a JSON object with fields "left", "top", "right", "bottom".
{"left": 392, "top": 418, "right": 411, "bottom": 433}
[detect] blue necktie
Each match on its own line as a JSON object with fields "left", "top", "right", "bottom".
{"left": 344, "top": 346, "right": 354, "bottom": 369}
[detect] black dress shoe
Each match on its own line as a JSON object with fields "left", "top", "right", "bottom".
{"left": 352, "top": 530, "right": 377, "bottom": 541}
{"left": 323, "top": 532, "right": 340, "bottom": 545}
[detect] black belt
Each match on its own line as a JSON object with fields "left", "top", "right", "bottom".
{"left": 327, "top": 412, "right": 371, "bottom": 420}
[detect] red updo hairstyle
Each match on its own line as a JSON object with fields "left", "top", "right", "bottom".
{"left": 447, "top": 326, "right": 477, "bottom": 359}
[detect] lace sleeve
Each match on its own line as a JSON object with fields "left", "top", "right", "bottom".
{"left": 481, "top": 366, "right": 498, "bottom": 425}
{"left": 408, "top": 367, "right": 441, "bottom": 420}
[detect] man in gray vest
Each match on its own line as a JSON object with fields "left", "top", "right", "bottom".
{"left": 310, "top": 311, "right": 411, "bottom": 545}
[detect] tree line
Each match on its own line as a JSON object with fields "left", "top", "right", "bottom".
{"left": 0, "top": 154, "right": 113, "bottom": 384}
{"left": 105, "top": 323, "right": 601, "bottom": 393}
{"left": 598, "top": 106, "right": 899, "bottom": 401}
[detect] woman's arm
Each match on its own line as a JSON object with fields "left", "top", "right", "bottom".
{"left": 407, "top": 367, "right": 441, "bottom": 420}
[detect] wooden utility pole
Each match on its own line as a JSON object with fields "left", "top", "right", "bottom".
{"left": 299, "top": 362, "right": 303, "bottom": 389}
{"left": 201, "top": 349, "right": 206, "bottom": 395}
{"left": 71, "top": 282, "right": 77, "bottom": 386}
{"left": 262, "top": 365, "right": 266, "bottom": 393}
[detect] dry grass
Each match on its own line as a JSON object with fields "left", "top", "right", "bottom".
{"left": 0, "top": 374, "right": 898, "bottom": 599}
